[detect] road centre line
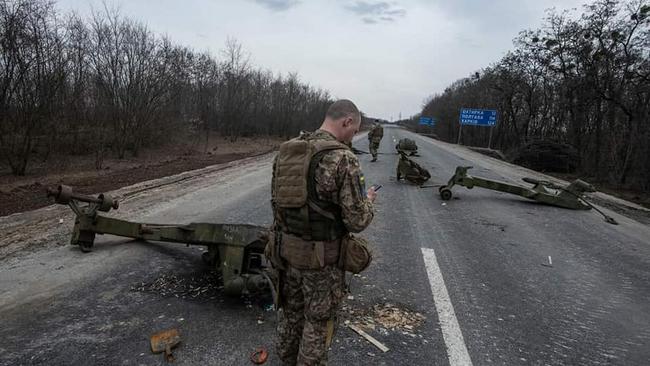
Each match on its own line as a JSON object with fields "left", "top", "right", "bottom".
{"left": 421, "top": 247, "right": 473, "bottom": 366}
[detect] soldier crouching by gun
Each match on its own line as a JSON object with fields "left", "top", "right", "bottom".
{"left": 396, "top": 150, "right": 431, "bottom": 186}
{"left": 266, "top": 99, "right": 377, "bottom": 366}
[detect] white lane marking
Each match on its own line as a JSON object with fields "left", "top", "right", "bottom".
{"left": 421, "top": 247, "right": 473, "bottom": 366}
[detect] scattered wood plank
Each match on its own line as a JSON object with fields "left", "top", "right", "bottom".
{"left": 348, "top": 324, "right": 389, "bottom": 353}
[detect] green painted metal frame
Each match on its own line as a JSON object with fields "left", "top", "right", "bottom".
{"left": 48, "top": 185, "right": 270, "bottom": 296}
{"left": 439, "top": 166, "right": 595, "bottom": 210}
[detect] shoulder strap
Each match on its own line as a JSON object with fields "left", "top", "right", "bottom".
{"left": 306, "top": 142, "right": 347, "bottom": 213}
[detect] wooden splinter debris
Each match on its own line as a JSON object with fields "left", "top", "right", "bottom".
{"left": 348, "top": 324, "right": 389, "bottom": 353}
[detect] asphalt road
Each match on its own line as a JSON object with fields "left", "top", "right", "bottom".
{"left": 1, "top": 126, "right": 649, "bottom": 366}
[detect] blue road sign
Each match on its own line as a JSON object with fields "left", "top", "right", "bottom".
{"left": 459, "top": 108, "right": 497, "bottom": 126}
{"left": 419, "top": 116, "right": 435, "bottom": 126}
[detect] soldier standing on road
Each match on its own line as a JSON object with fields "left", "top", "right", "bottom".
{"left": 269, "top": 99, "right": 377, "bottom": 365}
{"left": 367, "top": 121, "right": 383, "bottom": 162}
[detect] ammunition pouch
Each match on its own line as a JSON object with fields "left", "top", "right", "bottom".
{"left": 338, "top": 234, "right": 372, "bottom": 274}
{"left": 279, "top": 233, "right": 340, "bottom": 270}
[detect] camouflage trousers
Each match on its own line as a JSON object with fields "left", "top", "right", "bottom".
{"left": 369, "top": 140, "right": 381, "bottom": 159}
{"left": 276, "top": 265, "right": 346, "bottom": 366}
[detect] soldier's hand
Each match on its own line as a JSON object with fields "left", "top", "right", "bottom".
{"left": 366, "top": 187, "right": 378, "bottom": 203}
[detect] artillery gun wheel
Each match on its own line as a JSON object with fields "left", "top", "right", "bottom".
{"left": 79, "top": 242, "right": 93, "bottom": 253}
{"left": 98, "top": 193, "right": 118, "bottom": 212}
{"left": 440, "top": 188, "right": 453, "bottom": 201}
{"left": 202, "top": 248, "right": 220, "bottom": 268}
{"left": 202, "top": 252, "right": 212, "bottom": 265}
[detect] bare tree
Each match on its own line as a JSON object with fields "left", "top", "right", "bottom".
{"left": 0, "top": 0, "right": 66, "bottom": 175}
{"left": 418, "top": 0, "right": 650, "bottom": 190}
{"left": 0, "top": 4, "right": 333, "bottom": 176}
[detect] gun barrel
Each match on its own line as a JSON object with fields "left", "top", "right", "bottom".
{"left": 47, "top": 185, "right": 118, "bottom": 210}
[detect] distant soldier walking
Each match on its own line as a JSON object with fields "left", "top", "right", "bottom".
{"left": 367, "top": 122, "right": 384, "bottom": 162}
{"left": 268, "top": 99, "right": 377, "bottom": 365}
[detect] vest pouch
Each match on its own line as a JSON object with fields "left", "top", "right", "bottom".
{"left": 280, "top": 233, "right": 322, "bottom": 270}
{"left": 338, "top": 234, "right": 372, "bottom": 274}
{"left": 264, "top": 230, "right": 287, "bottom": 270}
{"left": 280, "top": 233, "right": 342, "bottom": 270}
{"left": 274, "top": 139, "right": 311, "bottom": 208}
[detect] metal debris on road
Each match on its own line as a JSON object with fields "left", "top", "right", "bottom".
{"left": 348, "top": 324, "right": 389, "bottom": 353}
{"left": 131, "top": 271, "right": 223, "bottom": 300}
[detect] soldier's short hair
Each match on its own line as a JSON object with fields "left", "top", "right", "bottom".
{"left": 326, "top": 99, "right": 360, "bottom": 122}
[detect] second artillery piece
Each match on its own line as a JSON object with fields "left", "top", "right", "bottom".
{"left": 436, "top": 166, "right": 618, "bottom": 225}
{"left": 46, "top": 185, "right": 272, "bottom": 296}
{"left": 438, "top": 166, "right": 595, "bottom": 209}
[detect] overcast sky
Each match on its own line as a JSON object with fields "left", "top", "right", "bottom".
{"left": 56, "top": 0, "right": 589, "bottom": 120}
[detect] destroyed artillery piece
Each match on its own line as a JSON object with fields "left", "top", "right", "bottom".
{"left": 438, "top": 166, "right": 618, "bottom": 224}
{"left": 46, "top": 185, "right": 272, "bottom": 296}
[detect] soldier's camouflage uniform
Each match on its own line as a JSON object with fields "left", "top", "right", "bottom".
{"left": 396, "top": 152, "right": 431, "bottom": 185}
{"left": 395, "top": 138, "right": 418, "bottom": 156}
{"left": 272, "top": 130, "right": 374, "bottom": 365}
{"left": 367, "top": 125, "right": 383, "bottom": 162}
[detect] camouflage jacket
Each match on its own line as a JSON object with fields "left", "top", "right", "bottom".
{"left": 272, "top": 130, "right": 374, "bottom": 233}
{"left": 368, "top": 126, "right": 383, "bottom": 142}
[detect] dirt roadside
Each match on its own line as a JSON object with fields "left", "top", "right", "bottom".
{"left": 0, "top": 137, "right": 282, "bottom": 217}
{"left": 0, "top": 133, "right": 374, "bottom": 261}
{"left": 0, "top": 151, "right": 276, "bottom": 261}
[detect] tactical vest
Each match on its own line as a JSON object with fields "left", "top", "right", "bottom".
{"left": 369, "top": 126, "right": 383, "bottom": 141}
{"left": 272, "top": 133, "right": 348, "bottom": 241}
